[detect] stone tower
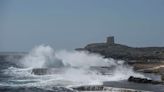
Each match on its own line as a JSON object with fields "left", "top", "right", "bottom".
{"left": 107, "top": 36, "right": 114, "bottom": 45}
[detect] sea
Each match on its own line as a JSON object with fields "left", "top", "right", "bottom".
{"left": 0, "top": 45, "right": 164, "bottom": 92}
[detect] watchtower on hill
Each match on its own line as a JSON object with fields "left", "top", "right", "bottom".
{"left": 107, "top": 36, "right": 115, "bottom": 45}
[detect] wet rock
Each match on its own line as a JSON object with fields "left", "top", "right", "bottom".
{"left": 161, "top": 74, "right": 164, "bottom": 81}
{"left": 32, "top": 68, "right": 48, "bottom": 75}
{"left": 72, "top": 85, "right": 151, "bottom": 92}
{"left": 72, "top": 85, "right": 103, "bottom": 91}
{"left": 128, "top": 76, "right": 163, "bottom": 84}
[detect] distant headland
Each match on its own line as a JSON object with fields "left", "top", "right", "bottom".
{"left": 76, "top": 36, "right": 164, "bottom": 63}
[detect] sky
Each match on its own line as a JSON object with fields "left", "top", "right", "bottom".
{"left": 0, "top": 0, "right": 164, "bottom": 51}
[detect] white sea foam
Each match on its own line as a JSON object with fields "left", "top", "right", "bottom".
{"left": 19, "top": 45, "right": 63, "bottom": 68}
{"left": 3, "top": 45, "right": 145, "bottom": 87}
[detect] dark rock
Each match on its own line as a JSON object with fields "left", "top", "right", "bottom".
{"left": 161, "top": 74, "right": 164, "bottom": 81}
{"left": 32, "top": 68, "right": 48, "bottom": 75}
{"left": 128, "top": 76, "right": 163, "bottom": 84}
{"left": 72, "top": 85, "right": 103, "bottom": 91}
{"left": 72, "top": 85, "right": 151, "bottom": 92}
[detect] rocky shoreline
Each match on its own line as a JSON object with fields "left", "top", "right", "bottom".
{"left": 1, "top": 37, "right": 164, "bottom": 92}
{"left": 76, "top": 36, "right": 164, "bottom": 81}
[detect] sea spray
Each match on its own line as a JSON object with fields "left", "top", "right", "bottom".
{"left": 3, "top": 45, "right": 145, "bottom": 87}
{"left": 55, "top": 50, "right": 117, "bottom": 68}
{"left": 19, "top": 45, "right": 64, "bottom": 68}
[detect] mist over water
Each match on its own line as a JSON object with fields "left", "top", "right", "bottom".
{"left": 3, "top": 45, "right": 145, "bottom": 88}
{"left": 20, "top": 45, "right": 117, "bottom": 68}
{"left": 19, "top": 45, "right": 63, "bottom": 68}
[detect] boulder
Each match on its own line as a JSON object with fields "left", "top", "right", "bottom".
{"left": 128, "top": 76, "right": 163, "bottom": 84}
{"left": 31, "top": 68, "right": 48, "bottom": 75}
{"left": 161, "top": 74, "right": 164, "bottom": 81}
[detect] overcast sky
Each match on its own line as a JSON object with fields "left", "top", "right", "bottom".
{"left": 0, "top": 0, "right": 164, "bottom": 51}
